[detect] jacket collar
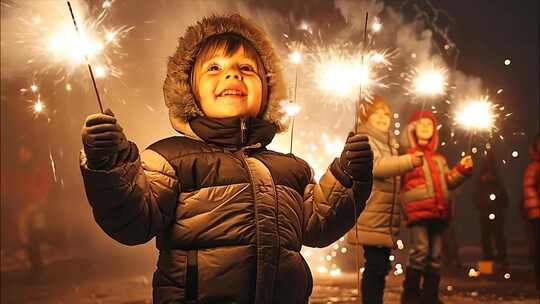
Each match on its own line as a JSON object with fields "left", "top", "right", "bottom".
{"left": 188, "top": 116, "right": 276, "bottom": 149}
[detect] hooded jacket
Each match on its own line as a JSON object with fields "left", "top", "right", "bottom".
{"left": 79, "top": 14, "right": 371, "bottom": 304}
{"left": 523, "top": 137, "right": 540, "bottom": 220}
{"left": 345, "top": 121, "right": 415, "bottom": 248}
{"left": 399, "top": 111, "right": 471, "bottom": 226}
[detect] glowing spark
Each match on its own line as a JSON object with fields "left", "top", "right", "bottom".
{"left": 94, "top": 66, "right": 107, "bottom": 78}
{"left": 468, "top": 268, "right": 480, "bottom": 278}
{"left": 447, "top": 285, "right": 454, "bottom": 292}
{"left": 394, "top": 130, "right": 400, "bottom": 136}
{"left": 65, "top": 83, "right": 72, "bottom": 91}
{"left": 454, "top": 96, "right": 497, "bottom": 132}
{"left": 511, "top": 151, "right": 518, "bottom": 158}
{"left": 289, "top": 50, "right": 302, "bottom": 65}
{"left": 488, "top": 213, "right": 496, "bottom": 220}
{"left": 281, "top": 101, "right": 301, "bottom": 117}
{"left": 410, "top": 65, "right": 448, "bottom": 97}
{"left": 504, "top": 273, "right": 511, "bottom": 279}
{"left": 504, "top": 59, "right": 511, "bottom": 66}
{"left": 321, "top": 134, "right": 344, "bottom": 156}
{"left": 497, "top": 89, "right": 503, "bottom": 94}
{"left": 102, "top": 1, "right": 112, "bottom": 8}
{"left": 33, "top": 97, "right": 44, "bottom": 113}
{"left": 397, "top": 239, "right": 404, "bottom": 250}
{"left": 389, "top": 255, "right": 395, "bottom": 261}
{"left": 31, "top": 84, "right": 38, "bottom": 92}
{"left": 105, "top": 31, "right": 116, "bottom": 42}
{"left": 317, "top": 266, "right": 328, "bottom": 273}
{"left": 490, "top": 194, "right": 496, "bottom": 201}
{"left": 371, "top": 18, "right": 382, "bottom": 32}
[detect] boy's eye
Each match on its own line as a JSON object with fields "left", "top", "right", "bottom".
{"left": 240, "top": 65, "right": 255, "bottom": 72}
{"left": 207, "top": 64, "right": 221, "bottom": 72}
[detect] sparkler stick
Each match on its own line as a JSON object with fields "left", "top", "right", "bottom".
{"left": 354, "top": 12, "right": 369, "bottom": 134}
{"left": 466, "top": 131, "right": 474, "bottom": 154}
{"left": 353, "top": 12, "right": 368, "bottom": 304}
{"left": 67, "top": 1, "right": 104, "bottom": 113}
{"left": 289, "top": 50, "right": 302, "bottom": 154}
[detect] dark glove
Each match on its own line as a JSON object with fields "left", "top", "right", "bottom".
{"left": 339, "top": 132, "right": 373, "bottom": 182}
{"left": 82, "top": 108, "right": 129, "bottom": 169}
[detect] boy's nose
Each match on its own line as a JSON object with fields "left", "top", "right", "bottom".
{"left": 225, "top": 71, "right": 243, "bottom": 80}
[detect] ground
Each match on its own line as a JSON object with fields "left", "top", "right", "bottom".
{"left": 1, "top": 246, "right": 538, "bottom": 304}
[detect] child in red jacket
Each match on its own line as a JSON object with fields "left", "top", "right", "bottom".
{"left": 399, "top": 111, "right": 473, "bottom": 304}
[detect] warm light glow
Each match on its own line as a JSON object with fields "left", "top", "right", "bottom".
{"left": 281, "top": 101, "right": 301, "bottom": 117}
{"left": 289, "top": 50, "right": 302, "bottom": 64}
{"left": 454, "top": 96, "right": 497, "bottom": 132}
{"left": 372, "top": 19, "right": 382, "bottom": 32}
{"left": 412, "top": 65, "right": 448, "bottom": 97}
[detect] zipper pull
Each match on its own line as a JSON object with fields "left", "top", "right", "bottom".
{"left": 240, "top": 117, "right": 247, "bottom": 145}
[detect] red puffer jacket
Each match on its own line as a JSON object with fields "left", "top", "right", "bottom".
{"left": 523, "top": 137, "right": 540, "bottom": 220}
{"left": 399, "top": 111, "right": 471, "bottom": 226}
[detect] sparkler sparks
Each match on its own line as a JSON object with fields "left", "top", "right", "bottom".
{"left": 289, "top": 50, "right": 302, "bottom": 65}
{"left": 409, "top": 64, "right": 448, "bottom": 98}
{"left": 281, "top": 100, "right": 301, "bottom": 118}
{"left": 371, "top": 18, "right": 382, "bottom": 32}
{"left": 11, "top": 1, "right": 133, "bottom": 87}
{"left": 454, "top": 96, "right": 497, "bottom": 132}
{"left": 312, "top": 47, "right": 388, "bottom": 102}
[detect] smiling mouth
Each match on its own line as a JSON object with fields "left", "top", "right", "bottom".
{"left": 218, "top": 89, "right": 247, "bottom": 97}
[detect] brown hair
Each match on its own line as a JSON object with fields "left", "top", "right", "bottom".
{"left": 191, "top": 33, "right": 268, "bottom": 116}
{"left": 358, "top": 95, "right": 391, "bottom": 123}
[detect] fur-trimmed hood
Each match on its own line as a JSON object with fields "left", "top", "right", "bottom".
{"left": 163, "top": 14, "right": 288, "bottom": 135}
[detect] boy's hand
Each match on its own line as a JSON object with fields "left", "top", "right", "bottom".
{"left": 339, "top": 132, "right": 373, "bottom": 182}
{"left": 82, "top": 108, "right": 129, "bottom": 165}
{"left": 460, "top": 155, "right": 474, "bottom": 171}
{"left": 411, "top": 151, "right": 424, "bottom": 167}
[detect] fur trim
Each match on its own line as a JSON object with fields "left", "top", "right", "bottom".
{"left": 163, "top": 14, "right": 288, "bottom": 133}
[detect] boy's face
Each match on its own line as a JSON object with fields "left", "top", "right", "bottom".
{"left": 367, "top": 109, "right": 391, "bottom": 132}
{"left": 196, "top": 47, "right": 262, "bottom": 119}
{"left": 415, "top": 118, "right": 434, "bottom": 141}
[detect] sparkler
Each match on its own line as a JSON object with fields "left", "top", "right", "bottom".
{"left": 410, "top": 64, "right": 448, "bottom": 99}
{"left": 67, "top": 1, "right": 103, "bottom": 113}
{"left": 288, "top": 50, "right": 303, "bottom": 154}
{"left": 8, "top": 1, "right": 132, "bottom": 98}
{"left": 454, "top": 96, "right": 498, "bottom": 152}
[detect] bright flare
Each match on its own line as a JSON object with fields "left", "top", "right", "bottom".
{"left": 454, "top": 97, "right": 497, "bottom": 132}
{"left": 412, "top": 66, "right": 448, "bottom": 97}
{"left": 289, "top": 51, "right": 302, "bottom": 65}
{"left": 282, "top": 101, "right": 301, "bottom": 117}
{"left": 372, "top": 19, "right": 382, "bottom": 32}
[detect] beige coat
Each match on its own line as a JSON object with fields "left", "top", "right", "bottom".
{"left": 346, "top": 122, "right": 414, "bottom": 248}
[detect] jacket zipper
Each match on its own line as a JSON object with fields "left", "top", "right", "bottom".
{"left": 240, "top": 117, "right": 247, "bottom": 145}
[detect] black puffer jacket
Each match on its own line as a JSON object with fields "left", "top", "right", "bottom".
{"left": 80, "top": 14, "right": 372, "bottom": 304}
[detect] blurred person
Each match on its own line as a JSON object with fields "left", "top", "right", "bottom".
{"left": 399, "top": 111, "right": 473, "bottom": 304}
{"left": 474, "top": 150, "right": 508, "bottom": 267}
{"left": 523, "top": 134, "right": 540, "bottom": 290}
{"left": 4, "top": 141, "right": 52, "bottom": 272}
{"left": 345, "top": 96, "right": 423, "bottom": 304}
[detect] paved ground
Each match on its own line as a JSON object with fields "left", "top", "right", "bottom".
{"left": 2, "top": 254, "right": 538, "bottom": 304}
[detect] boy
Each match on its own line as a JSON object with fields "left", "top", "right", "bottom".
{"left": 399, "top": 111, "right": 473, "bottom": 304}
{"left": 80, "top": 14, "right": 373, "bottom": 304}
